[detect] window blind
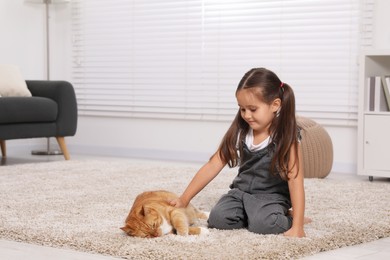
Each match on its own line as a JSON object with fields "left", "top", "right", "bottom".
{"left": 71, "top": 0, "right": 364, "bottom": 126}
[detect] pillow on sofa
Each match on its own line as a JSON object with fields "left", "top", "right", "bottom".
{"left": 0, "top": 64, "right": 32, "bottom": 97}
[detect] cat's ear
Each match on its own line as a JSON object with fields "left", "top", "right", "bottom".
{"left": 139, "top": 206, "right": 145, "bottom": 216}
{"left": 139, "top": 205, "right": 150, "bottom": 216}
{"left": 141, "top": 205, "right": 152, "bottom": 216}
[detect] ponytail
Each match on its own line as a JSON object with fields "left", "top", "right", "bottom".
{"left": 269, "top": 82, "right": 299, "bottom": 180}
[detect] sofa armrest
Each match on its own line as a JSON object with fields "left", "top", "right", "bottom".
{"left": 26, "top": 80, "right": 78, "bottom": 136}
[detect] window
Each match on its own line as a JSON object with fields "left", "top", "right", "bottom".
{"left": 71, "top": 0, "right": 365, "bottom": 126}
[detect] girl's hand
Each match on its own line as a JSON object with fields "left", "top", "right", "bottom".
{"left": 169, "top": 198, "right": 186, "bottom": 208}
{"left": 283, "top": 226, "right": 306, "bottom": 238}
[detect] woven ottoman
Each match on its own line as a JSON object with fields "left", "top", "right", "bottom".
{"left": 297, "top": 116, "right": 333, "bottom": 178}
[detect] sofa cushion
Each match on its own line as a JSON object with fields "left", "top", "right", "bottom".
{"left": 0, "top": 64, "right": 32, "bottom": 97}
{"left": 0, "top": 97, "right": 57, "bottom": 124}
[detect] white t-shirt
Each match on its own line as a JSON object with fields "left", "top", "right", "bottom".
{"left": 245, "top": 128, "right": 271, "bottom": 152}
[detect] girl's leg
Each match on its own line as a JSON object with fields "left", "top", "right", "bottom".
{"left": 208, "top": 189, "right": 247, "bottom": 230}
{"left": 243, "top": 193, "right": 292, "bottom": 235}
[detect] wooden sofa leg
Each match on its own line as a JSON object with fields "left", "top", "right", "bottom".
{"left": 56, "top": 137, "right": 70, "bottom": 160}
{"left": 0, "top": 140, "right": 6, "bottom": 157}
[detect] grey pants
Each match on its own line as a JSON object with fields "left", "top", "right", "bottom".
{"left": 208, "top": 188, "right": 292, "bottom": 234}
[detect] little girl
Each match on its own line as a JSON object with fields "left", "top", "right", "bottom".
{"left": 170, "top": 67, "right": 308, "bottom": 237}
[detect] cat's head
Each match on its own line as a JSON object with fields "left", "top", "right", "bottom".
{"left": 121, "top": 205, "right": 164, "bottom": 238}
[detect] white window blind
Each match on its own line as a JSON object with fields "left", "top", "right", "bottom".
{"left": 71, "top": 0, "right": 364, "bottom": 126}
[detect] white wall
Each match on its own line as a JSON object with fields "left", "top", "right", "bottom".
{"left": 0, "top": 0, "right": 46, "bottom": 79}
{"left": 0, "top": 0, "right": 71, "bottom": 79}
{"left": 71, "top": 117, "right": 229, "bottom": 163}
{"left": 373, "top": 0, "right": 390, "bottom": 49}
{"left": 2, "top": 0, "right": 389, "bottom": 173}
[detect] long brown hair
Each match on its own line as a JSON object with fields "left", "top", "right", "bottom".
{"left": 217, "top": 68, "right": 299, "bottom": 180}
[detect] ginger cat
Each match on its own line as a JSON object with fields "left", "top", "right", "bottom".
{"left": 121, "top": 190, "right": 209, "bottom": 238}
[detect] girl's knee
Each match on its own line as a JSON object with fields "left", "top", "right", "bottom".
{"left": 248, "top": 214, "right": 291, "bottom": 235}
{"left": 207, "top": 208, "right": 229, "bottom": 229}
{"left": 208, "top": 208, "right": 246, "bottom": 230}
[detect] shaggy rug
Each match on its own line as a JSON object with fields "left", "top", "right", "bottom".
{"left": 0, "top": 160, "right": 389, "bottom": 260}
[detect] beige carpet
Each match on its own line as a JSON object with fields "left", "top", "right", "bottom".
{"left": 0, "top": 160, "right": 389, "bottom": 260}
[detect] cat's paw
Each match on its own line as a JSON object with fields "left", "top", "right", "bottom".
{"left": 199, "top": 227, "right": 210, "bottom": 235}
{"left": 201, "top": 211, "right": 210, "bottom": 219}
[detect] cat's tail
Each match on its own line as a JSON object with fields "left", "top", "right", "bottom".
{"left": 186, "top": 203, "right": 209, "bottom": 220}
{"left": 197, "top": 210, "right": 210, "bottom": 220}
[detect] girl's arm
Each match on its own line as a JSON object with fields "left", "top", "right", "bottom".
{"left": 170, "top": 152, "right": 226, "bottom": 208}
{"left": 284, "top": 143, "right": 306, "bottom": 238}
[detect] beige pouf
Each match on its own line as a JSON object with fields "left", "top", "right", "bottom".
{"left": 297, "top": 116, "right": 333, "bottom": 178}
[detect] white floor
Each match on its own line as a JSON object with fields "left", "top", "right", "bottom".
{"left": 1, "top": 152, "right": 389, "bottom": 260}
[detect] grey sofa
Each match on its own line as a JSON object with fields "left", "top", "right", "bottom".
{"left": 0, "top": 80, "right": 77, "bottom": 160}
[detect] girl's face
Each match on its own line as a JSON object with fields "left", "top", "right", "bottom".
{"left": 236, "top": 88, "right": 280, "bottom": 135}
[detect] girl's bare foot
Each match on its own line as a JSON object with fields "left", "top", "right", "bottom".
{"left": 303, "top": 216, "right": 312, "bottom": 224}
